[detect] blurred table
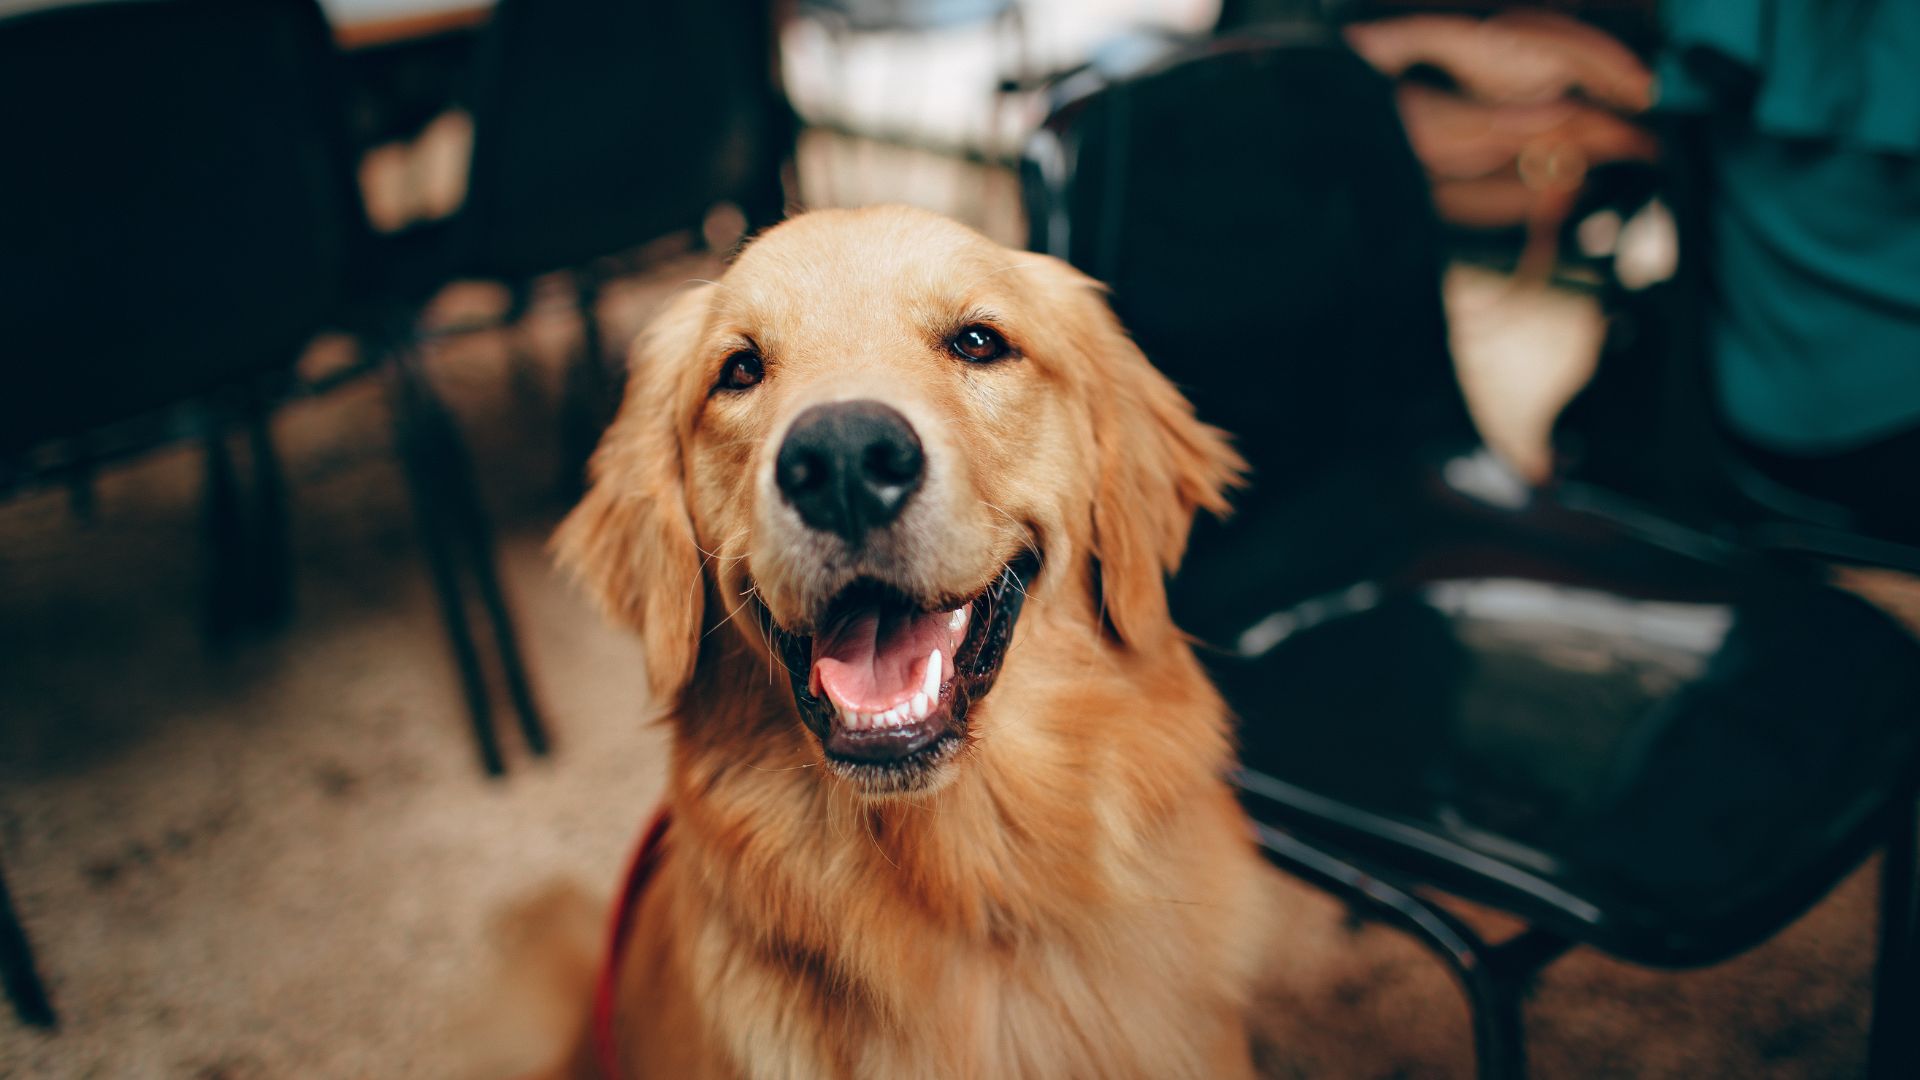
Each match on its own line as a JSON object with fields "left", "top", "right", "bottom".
{"left": 0, "top": 0, "right": 490, "bottom": 48}
{"left": 322, "top": 0, "right": 489, "bottom": 49}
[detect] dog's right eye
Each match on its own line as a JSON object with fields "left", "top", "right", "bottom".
{"left": 950, "top": 324, "right": 1011, "bottom": 363}
{"left": 716, "top": 350, "right": 764, "bottom": 392}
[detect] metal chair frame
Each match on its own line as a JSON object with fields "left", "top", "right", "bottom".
{"left": 1242, "top": 769, "right": 1920, "bottom": 1079}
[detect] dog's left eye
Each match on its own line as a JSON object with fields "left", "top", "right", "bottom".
{"left": 950, "top": 324, "right": 1010, "bottom": 363}
{"left": 716, "top": 349, "right": 764, "bottom": 392}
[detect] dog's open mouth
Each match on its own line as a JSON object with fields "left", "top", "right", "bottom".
{"left": 765, "top": 554, "right": 1039, "bottom": 790}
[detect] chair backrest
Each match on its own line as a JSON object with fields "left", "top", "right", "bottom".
{"left": 0, "top": 0, "right": 365, "bottom": 455}
{"left": 458, "top": 0, "right": 792, "bottom": 280}
{"left": 1022, "top": 34, "right": 1476, "bottom": 505}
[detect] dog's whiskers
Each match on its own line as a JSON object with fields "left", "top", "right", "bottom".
{"left": 686, "top": 528, "right": 752, "bottom": 626}
{"left": 980, "top": 501, "right": 1042, "bottom": 602}
{"left": 693, "top": 526, "right": 751, "bottom": 564}
{"left": 705, "top": 585, "right": 763, "bottom": 643}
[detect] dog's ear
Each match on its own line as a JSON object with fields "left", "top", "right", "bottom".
{"left": 1045, "top": 260, "right": 1245, "bottom": 649}
{"left": 553, "top": 285, "right": 712, "bottom": 706}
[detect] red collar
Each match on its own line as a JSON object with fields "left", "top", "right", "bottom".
{"left": 591, "top": 807, "right": 672, "bottom": 1080}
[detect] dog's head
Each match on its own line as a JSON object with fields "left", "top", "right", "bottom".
{"left": 557, "top": 207, "right": 1240, "bottom": 797}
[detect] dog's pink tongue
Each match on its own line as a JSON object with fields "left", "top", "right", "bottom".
{"left": 813, "top": 607, "right": 947, "bottom": 712}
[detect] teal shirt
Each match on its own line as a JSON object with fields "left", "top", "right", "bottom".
{"left": 1659, "top": 0, "right": 1920, "bottom": 453}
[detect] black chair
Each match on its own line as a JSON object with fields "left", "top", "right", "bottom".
{"left": 458, "top": 0, "right": 790, "bottom": 284}
{"left": 0, "top": 0, "right": 369, "bottom": 637}
{"left": 0, "top": 0, "right": 371, "bottom": 1027}
{"left": 3, "top": 0, "right": 553, "bottom": 775}
{"left": 377, "top": 0, "right": 796, "bottom": 494}
{"left": 1025, "top": 35, "right": 1920, "bottom": 1079}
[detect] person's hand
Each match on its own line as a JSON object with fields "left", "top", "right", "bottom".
{"left": 1346, "top": 11, "right": 1652, "bottom": 113}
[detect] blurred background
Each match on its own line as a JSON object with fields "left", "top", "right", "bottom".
{"left": 2, "top": 0, "right": 1918, "bottom": 1076}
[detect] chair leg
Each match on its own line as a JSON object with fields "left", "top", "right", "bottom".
{"left": 242, "top": 402, "right": 292, "bottom": 630}
{"left": 0, "top": 851, "right": 55, "bottom": 1028}
{"left": 1869, "top": 799, "right": 1918, "bottom": 1079}
{"left": 201, "top": 424, "right": 248, "bottom": 642}
{"left": 500, "top": 283, "right": 549, "bottom": 430}
{"left": 1476, "top": 928, "right": 1574, "bottom": 1080}
{"left": 1251, "top": 822, "right": 1565, "bottom": 1080}
{"left": 388, "top": 351, "right": 505, "bottom": 777}
{"left": 440, "top": 425, "right": 549, "bottom": 759}
{"left": 468, "top": 550, "right": 547, "bottom": 758}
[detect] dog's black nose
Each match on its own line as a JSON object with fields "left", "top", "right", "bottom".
{"left": 776, "top": 400, "right": 924, "bottom": 543}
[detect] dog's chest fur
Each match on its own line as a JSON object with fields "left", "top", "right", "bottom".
{"left": 614, "top": 649, "right": 1273, "bottom": 1080}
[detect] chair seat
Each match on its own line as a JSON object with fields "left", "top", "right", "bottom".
{"left": 1189, "top": 446, "right": 1920, "bottom": 968}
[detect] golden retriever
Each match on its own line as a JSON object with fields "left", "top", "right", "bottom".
{"left": 551, "top": 205, "right": 1278, "bottom": 1079}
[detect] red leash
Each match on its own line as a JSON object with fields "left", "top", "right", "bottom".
{"left": 590, "top": 806, "right": 672, "bottom": 1080}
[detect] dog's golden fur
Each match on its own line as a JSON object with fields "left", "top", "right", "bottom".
{"left": 551, "top": 206, "right": 1279, "bottom": 1078}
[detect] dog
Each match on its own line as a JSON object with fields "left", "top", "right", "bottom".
{"left": 551, "top": 205, "right": 1280, "bottom": 1078}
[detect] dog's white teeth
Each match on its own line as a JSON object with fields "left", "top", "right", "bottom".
{"left": 948, "top": 607, "right": 968, "bottom": 632}
{"left": 922, "top": 648, "right": 943, "bottom": 699}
